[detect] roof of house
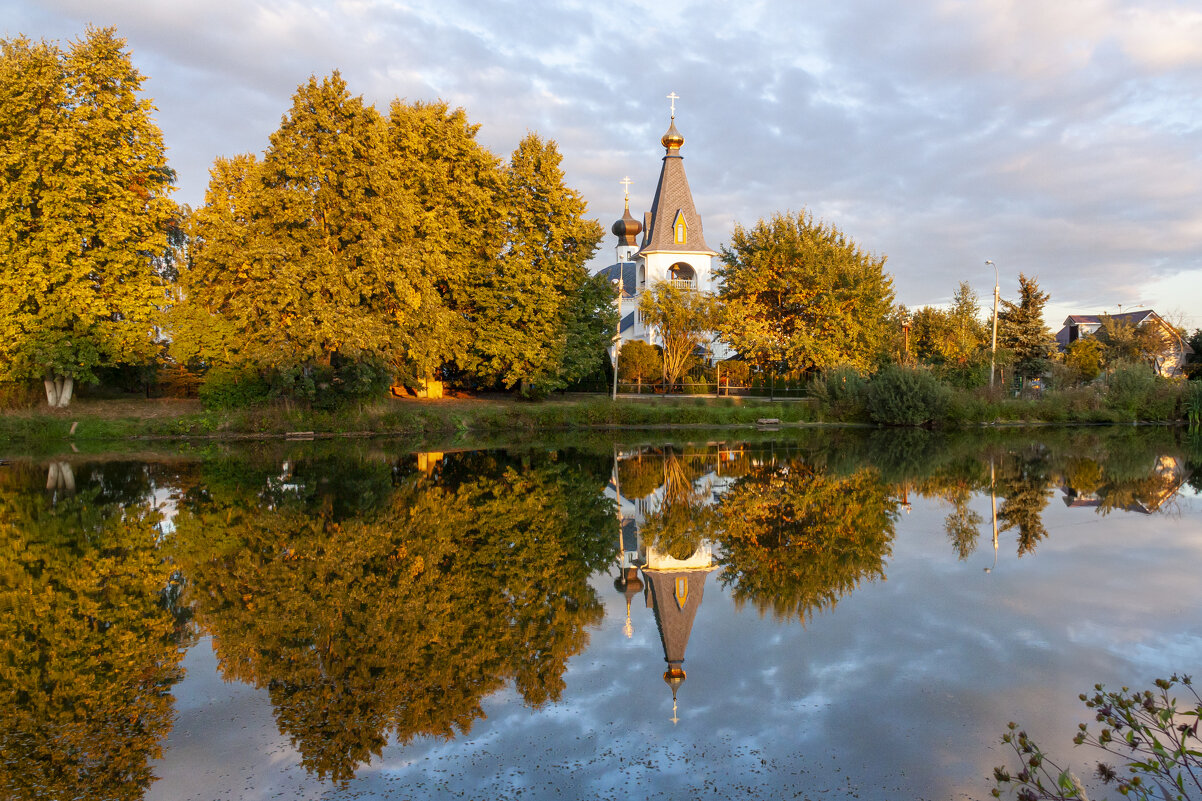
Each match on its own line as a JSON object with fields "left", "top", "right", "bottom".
{"left": 1054, "top": 309, "right": 1194, "bottom": 353}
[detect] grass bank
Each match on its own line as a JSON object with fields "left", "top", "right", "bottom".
{"left": 0, "top": 394, "right": 823, "bottom": 449}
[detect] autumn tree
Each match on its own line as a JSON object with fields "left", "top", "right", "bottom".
{"left": 997, "top": 273, "right": 1056, "bottom": 382}
{"left": 469, "top": 134, "right": 607, "bottom": 395}
{"left": 717, "top": 211, "right": 895, "bottom": 373}
{"left": 384, "top": 100, "right": 506, "bottom": 383}
{"left": 1063, "top": 336, "right": 1103, "bottom": 382}
{"left": 638, "top": 279, "right": 717, "bottom": 390}
{"left": 0, "top": 28, "right": 178, "bottom": 407}
{"left": 179, "top": 74, "right": 428, "bottom": 392}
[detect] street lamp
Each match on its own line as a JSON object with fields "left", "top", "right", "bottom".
{"left": 986, "top": 260, "right": 999, "bottom": 389}
{"left": 611, "top": 277, "right": 622, "bottom": 400}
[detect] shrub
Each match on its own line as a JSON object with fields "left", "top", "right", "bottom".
{"left": 992, "top": 674, "right": 1202, "bottom": 801}
{"left": 1186, "top": 382, "right": 1202, "bottom": 430}
{"left": 198, "top": 366, "right": 273, "bottom": 410}
{"left": 1104, "top": 362, "right": 1157, "bottom": 419}
{"left": 865, "top": 365, "right": 950, "bottom": 426}
{"left": 812, "top": 365, "right": 867, "bottom": 419}
{"left": 0, "top": 382, "right": 41, "bottom": 410}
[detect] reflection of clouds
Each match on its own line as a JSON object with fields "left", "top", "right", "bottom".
{"left": 143, "top": 472, "right": 1202, "bottom": 800}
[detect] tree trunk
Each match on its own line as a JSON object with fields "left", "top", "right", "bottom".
{"left": 43, "top": 375, "right": 74, "bottom": 408}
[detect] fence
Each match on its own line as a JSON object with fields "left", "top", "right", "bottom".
{"left": 613, "top": 380, "right": 811, "bottom": 399}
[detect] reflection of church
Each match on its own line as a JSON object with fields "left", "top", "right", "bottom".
{"left": 610, "top": 446, "right": 741, "bottom": 721}
{"left": 599, "top": 94, "right": 720, "bottom": 350}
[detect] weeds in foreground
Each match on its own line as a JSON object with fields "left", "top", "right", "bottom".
{"left": 993, "top": 674, "right": 1202, "bottom": 800}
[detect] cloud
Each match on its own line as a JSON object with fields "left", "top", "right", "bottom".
{"left": 4, "top": 0, "right": 1202, "bottom": 324}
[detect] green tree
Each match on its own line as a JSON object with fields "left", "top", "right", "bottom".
{"left": 618, "top": 339, "right": 663, "bottom": 388}
{"left": 638, "top": 279, "right": 717, "bottom": 390}
{"left": 713, "top": 458, "right": 899, "bottom": 621}
{"left": 0, "top": 28, "right": 178, "bottom": 407}
{"left": 912, "top": 282, "right": 988, "bottom": 367}
{"left": 1185, "top": 328, "right": 1202, "bottom": 379}
{"left": 469, "top": 134, "right": 606, "bottom": 395}
{"left": 1094, "top": 313, "right": 1182, "bottom": 374}
{"left": 716, "top": 211, "right": 895, "bottom": 373}
{"left": 997, "top": 273, "right": 1056, "bottom": 382}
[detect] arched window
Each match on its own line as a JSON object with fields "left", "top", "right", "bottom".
{"left": 668, "top": 262, "right": 695, "bottom": 288}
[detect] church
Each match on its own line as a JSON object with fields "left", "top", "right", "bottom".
{"left": 599, "top": 95, "right": 720, "bottom": 349}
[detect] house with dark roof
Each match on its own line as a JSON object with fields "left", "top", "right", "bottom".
{"left": 1054, "top": 309, "right": 1192, "bottom": 377}
{"left": 598, "top": 98, "right": 722, "bottom": 353}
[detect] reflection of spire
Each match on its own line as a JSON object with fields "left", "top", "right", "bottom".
{"left": 644, "top": 560, "right": 715, "bottom": 722}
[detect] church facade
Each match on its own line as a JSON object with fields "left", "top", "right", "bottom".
{"left": 599, "top": 105, "right": 719, "bottom": 350}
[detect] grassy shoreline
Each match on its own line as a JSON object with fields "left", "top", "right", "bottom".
{"left": 0, "top": 390, "right": 1191, "bottom": 452}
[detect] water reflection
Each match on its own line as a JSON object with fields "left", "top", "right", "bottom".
{"left": 170, "top": 449, "right": 614, "bottom": 782}
{"left": 0, "top": 427, "right": 1198, "bottom": 798}
{"left": 0, "top": 461, "right": 190, "bottom": 801}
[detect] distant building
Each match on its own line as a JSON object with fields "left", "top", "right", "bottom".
{"left": 1054, "top": 309, "right": 1193, "bottom": 377}
{"left": 598, "top": 102, "right": 723, "bottom": 355}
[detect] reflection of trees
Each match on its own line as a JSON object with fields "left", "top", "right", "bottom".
{"left": 640, "top": 448, "right": 715, "bottom": 560}
{"left": 711, "top": 460, "right": 899, "bottom": 621}
{"left": 0, "top": 462, "right": 188, "bottom": 801}
{"left": 172, "top": 452, "right": 612, "bottom": 783}
{"left": 944, "top": 490, "right": 983, "bottom": 560}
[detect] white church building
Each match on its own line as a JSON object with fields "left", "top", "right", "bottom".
{"left": 598, "top": 101, "right": 721, "bottom": 352}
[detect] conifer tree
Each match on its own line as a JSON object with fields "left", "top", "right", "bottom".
{"left": 0, "top": 28, "right": 177, "bottom": 407}
{"left": 997, "top": 273, "right": 1056, "bottom": 381}
{"left": 470, "top": 134, "right": 605, "bottom": 395}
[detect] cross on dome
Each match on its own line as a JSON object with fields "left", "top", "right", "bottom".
{"left": 666, "top": 91, "right": 679, "bottom": 119}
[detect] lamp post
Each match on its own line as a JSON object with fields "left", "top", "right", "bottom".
{"left": 986, "top": 260, "right": 999, "bottom": 389}
{"left": 611, "top": 277, "right": 622, "bottom": 400}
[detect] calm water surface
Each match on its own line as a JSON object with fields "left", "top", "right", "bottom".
{"left": 3, "top": 428, "right": 1201, "bottom": 800}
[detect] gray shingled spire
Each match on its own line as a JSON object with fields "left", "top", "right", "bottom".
{"left": 636, "top": 118, "right": 714, "bottom": 256}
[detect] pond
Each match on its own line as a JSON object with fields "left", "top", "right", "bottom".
{"left": 2, "top": 427, "right": 1201, "bottom": 801}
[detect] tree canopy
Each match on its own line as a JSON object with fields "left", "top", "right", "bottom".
{"left": 0, "top": 28, "right": 178, "bottom": 406}
{"left": 716, "top": 211, "right": 895, "bottom": 373}
{"left": 638, "top": 279, "right": 717, "bottom": 388}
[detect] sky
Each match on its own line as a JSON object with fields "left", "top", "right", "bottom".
{"left": 5, "top": 0, "right": 1202, "bottom": 329}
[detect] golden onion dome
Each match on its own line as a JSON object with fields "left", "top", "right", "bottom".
{"left": 661, "top": 119, "right": 684, "bottom": 151}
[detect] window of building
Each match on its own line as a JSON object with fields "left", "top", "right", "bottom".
{"left": 673, "top": 210, "right": 687, "bottom": 245}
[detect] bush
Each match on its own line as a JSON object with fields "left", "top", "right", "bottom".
{"left": 1104, "top": 362, "right": 1157, "bottom": 418}
{"left": 1186, "top": 381, "right": 1202, "bottom": 429}
{"left": 992, "top": 674, "right": 1202, "bottom": 801}
{"left": 812, "top": 365, "right": 867, "bottom": 419}
{"left": 865, "top": 365, "right": 950, "bottom": 426}
{"left": 198, "top": 366, "right": 273, "bottom": 410}
{"left": 0, "top": 381, "right": 42, "bottom": 410}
